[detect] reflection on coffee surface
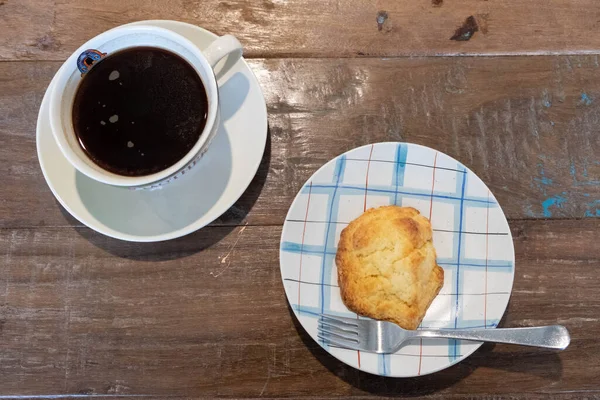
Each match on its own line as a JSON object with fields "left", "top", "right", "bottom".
{"left": 72, "top": 47, "right": 208, "bottom": 176}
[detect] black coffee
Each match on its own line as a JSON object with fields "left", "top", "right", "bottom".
{"left": 72, "top": 47, "right": 208, "bottom": 176}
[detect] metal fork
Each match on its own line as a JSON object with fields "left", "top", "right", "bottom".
{"left": 317, "top": 314, "right": 570, "bottom": 353}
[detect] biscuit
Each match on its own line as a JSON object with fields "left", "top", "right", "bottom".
{"left": 336, "top": 206, "right": 444, "bottom": 330}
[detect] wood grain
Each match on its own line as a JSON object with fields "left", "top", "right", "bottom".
{"left": 2, "top": 1, "right": 600, "bottom": 396}
{"left": 0, "top": 220, "right": 598, "bottom": 397}
{"left": 2, "top": 0, "right": 600, "bottom": 60}
{"left": 2, "top": 56, "right": 599, "bottom": 229}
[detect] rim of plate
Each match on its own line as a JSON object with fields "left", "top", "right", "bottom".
{"left": 279, "top": 142, "right": 515, "bottom": 377}
{"left": 36, "top": 20, "right": 268, "bottom": 242}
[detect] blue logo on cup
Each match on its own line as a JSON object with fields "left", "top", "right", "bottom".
{"left": 77, "top": 49, "right": 107, "bottom": 76}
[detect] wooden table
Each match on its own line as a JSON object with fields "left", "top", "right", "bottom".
{"left": 1, "top": 1, "right": 599, "bottom": 398}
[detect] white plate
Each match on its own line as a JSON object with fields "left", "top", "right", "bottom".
{"left": 37, "top": 20, "right": 267, "bottom": 242}
{"left": 280, "top": 142, "right": 515, "bottom": 377}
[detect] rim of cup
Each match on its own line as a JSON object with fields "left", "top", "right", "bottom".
{"left": 48, "top": 24, "right": 219, "bottom": 187}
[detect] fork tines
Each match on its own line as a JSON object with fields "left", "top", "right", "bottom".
{"left": 317, "top": 313, "right": 361, "bottom": 350}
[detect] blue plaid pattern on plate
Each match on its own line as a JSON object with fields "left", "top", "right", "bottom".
{"left": 279, "top": 143, "right": 515, "bottom": 377}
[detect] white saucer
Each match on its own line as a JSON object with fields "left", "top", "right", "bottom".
{"left": 37, "top": 20, "right": 268, "bottom": 242}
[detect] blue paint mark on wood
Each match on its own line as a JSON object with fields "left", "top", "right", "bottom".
{"left": 570, "top": 161, "right": 600, "bottom": 186}
{"left": 542, "top": 195, "right": 567, "bottom": 217}
{"left": 536, "top": 176, "right": 553, "bottom": 185}
{"left": 580, "top": 92, "right": 593, "bottom": 106}
{"left": 584, "top": 199, "right": 600, "bottom": 217}
{"left": 533, "top": 163, "right": 554, "bottom": 195}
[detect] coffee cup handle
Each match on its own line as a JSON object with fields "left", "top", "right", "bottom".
{"left": 203, "top": 35, "right": 243, "bottom": 71}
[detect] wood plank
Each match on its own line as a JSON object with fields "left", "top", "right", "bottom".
{"left": 0, "top": 219, "right": 598, "bottom": 397}
{"left": 2, "top": 56, "right": 599, "bottom": 228}
{"left": 2, "top": 0, "right": 600, "bottom": 60}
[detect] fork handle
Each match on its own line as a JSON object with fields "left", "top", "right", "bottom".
{"left": 414, "top": 325, "right": 570, "bottom": 349}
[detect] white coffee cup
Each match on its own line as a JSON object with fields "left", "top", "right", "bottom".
{"left": 48, "top": 24, "right": 242, "bottom": 188}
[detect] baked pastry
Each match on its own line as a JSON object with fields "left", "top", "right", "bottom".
{"left": 336, "top": 206, "right": 443, "bottom": 330}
